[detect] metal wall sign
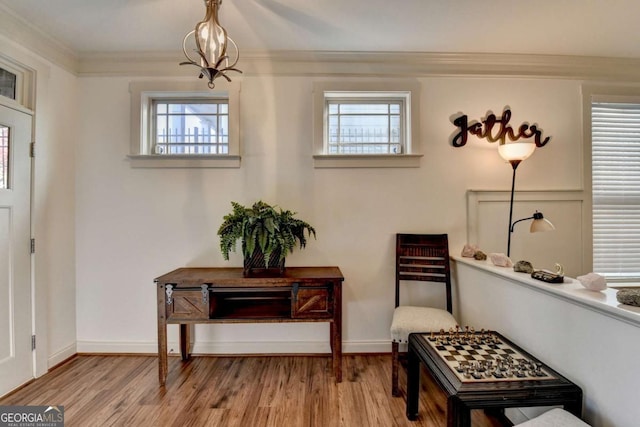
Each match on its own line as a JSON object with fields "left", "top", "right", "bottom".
{"left": 451, "top": 108, "right": 551, "bottom": 148}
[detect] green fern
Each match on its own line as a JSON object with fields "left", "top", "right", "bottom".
{"left": 217, "top": 201, "right": 316, "bottom": 267}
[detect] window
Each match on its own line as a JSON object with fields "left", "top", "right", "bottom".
{"left": 0, "top": 124, "right": 8, "bottom": 189}
{"left": 327, "top": 99, "right": 403, "bottom": 154}
{"left": 313, "top": 82, "right": 422, "bottom": 168}
{"left": 591, "top": 97, "right": 640, "bottom": 282}
{"left": 0, "top": 57, "right": 34, "bottom": 110}
{"left": 153, "top": 100, "right": 229, "bottom": 155}
{"left": 129, "top": 81, "right": 240, "bottom": 168}
{"left": 0, "top": 68, "right": 17, "bottom": 101}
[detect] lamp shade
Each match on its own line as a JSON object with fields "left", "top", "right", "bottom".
{"left": 498, "top": 142, "right": 536, "bottom": 162}
{"left": 195, "top": 0, "right": 228, "bottom": 70}
{"left": 180, "top": 0, "right": 242, "bottom": 89}
{"left": 530, "top": 211, "right": 555, "bottom": 233}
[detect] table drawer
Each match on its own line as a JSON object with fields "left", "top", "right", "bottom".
{"left": 292, "top": 286, "right": 333, "bottom": 318}
{"left": 165, "top": 288, "right": 209, "bottom": 320}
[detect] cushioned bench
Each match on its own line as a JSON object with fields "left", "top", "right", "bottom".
{"left": 516, "top": 408, "right": 590, "bottom": 426}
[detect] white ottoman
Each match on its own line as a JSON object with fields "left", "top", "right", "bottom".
{"left": 516, "top": 408, "right": 590, "bottom": 426}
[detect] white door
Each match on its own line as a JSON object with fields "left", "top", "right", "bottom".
{"left": 0, "top": 103, "right": 33, "bottom": 396}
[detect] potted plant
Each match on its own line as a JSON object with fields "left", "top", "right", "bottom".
{"left": 217, "top": 201, "right": 316, "bottom": 276}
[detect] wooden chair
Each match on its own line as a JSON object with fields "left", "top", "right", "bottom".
{"left": 390, "top": 233, "right": 458, "bottom": 396}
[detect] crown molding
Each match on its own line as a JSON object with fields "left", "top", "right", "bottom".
{"left": 0, "top": 3, "right": 78, "bottom": 73}
{"left": 77, "top": 50, "right": 640, "bottom": 81}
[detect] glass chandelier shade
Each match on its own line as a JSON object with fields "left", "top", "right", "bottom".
{"left": 180, "top": 0, "right": 242, "bottom": 89}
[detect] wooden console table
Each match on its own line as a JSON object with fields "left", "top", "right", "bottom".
{"left": 155, "top": 266, "right": 344, "bottom": 385}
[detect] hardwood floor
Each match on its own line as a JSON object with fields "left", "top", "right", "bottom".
{"left": 0, "top": 354, "right": 508, "bottom": 427}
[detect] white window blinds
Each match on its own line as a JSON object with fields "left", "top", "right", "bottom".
{"left": 592, "top": 101, "right": 640, "bottom": 281}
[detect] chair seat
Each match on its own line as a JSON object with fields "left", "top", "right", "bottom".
{"left": 516, "top": 408, "right": 590, "bottom": 426}
{"left": 390, "top": 305, "right": 458, "bottom": 343}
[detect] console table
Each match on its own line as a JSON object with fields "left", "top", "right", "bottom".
{"left": 155, "top": 266, "right": 344, "bottom": 385}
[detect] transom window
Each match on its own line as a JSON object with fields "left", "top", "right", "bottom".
{"left": 0, "top": 125, "right": 8, "bottom": 189}
{"left": 327, "top": 100, "right": 403, "bottom": 154}
{"left": 128, "top": 81, "right": 240, "bottom": 168}
{"left": 312, "top": 82, "right": 422, "bottom": 168}
{"left": 153, "top": 99, "right": 229, "bottom": 155}
{"left": 0, "top": 68, "right": 17, "bottom": 101}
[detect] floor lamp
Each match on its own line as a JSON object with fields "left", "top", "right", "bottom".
{"left": 498, "top": 142, "right": 555, "bottom": 257}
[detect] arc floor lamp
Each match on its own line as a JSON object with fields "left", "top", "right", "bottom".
{"left": 499, "top": 142, "right": 555, "bottom": 257}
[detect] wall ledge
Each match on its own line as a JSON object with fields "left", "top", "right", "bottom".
{"left": 452, "top": 256, "right": 640, "bottom": 328}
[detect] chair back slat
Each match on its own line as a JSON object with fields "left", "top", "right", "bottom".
{"left": 395, "top": 233, "right": 452, "bottom": 313}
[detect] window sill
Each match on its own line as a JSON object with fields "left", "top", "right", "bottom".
{"left": 127, "top": 155, "right": 241, "bottom": 169}
{"left": 312, "top": 154, "right": 423, "bottom": 168}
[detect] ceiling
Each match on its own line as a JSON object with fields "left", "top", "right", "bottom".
{"left": 2, "top": 0, "right": 640, "bottom": 59}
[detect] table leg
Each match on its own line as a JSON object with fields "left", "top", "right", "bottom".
{"left": 157, "top": 284, "right": 168, "bottom": 386}
{"left": 564, "top": 398, "right": 583, "bottom": 419}
{"left": 179, "top": 324, "right": 191, "bottom": 361}
{"left": 406, "top": 343, "right": 420, "bottom": 420}
{"left": 332, "top": 282, "right": 342, "bottom": 382}
{"left": 447, "top": 396, "right": 471, "bottom": 427}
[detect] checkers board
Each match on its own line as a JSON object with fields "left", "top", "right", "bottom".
{"left": 422, "top": 329, "right": 556, "bottom": 383}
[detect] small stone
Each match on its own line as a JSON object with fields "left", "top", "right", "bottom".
{"left": 473, "top": 250, "right": 487, "bottom": 260}
{"left": 490, "top": 253, "right": 513, "bottom": 268}
{"left": 514, "top": 260, "right": 534, "bottom": 274}
{"left": 616, "top": 289, "right": 640, "bottom": 307}
{"left": 461, "top": 244, "right": 478, "bottom": 258}
{"left": 577, "top": 272, "right": 607, "bottom": 291}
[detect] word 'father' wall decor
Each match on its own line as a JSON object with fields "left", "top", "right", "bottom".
{"left": 451, "top": 108, "right": 551, "bottom": 148}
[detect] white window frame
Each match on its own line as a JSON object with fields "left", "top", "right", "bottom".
{"left": 0, "top": 55, "right": 35, "bottom": 111}
{"left": 129, "top": 80, "right": 240, "bottom": 168}
{"left": 312, "top": 81, "right": 423, "bottom": 168}
{"left": 584, "top": 84, "right": 640, "bottom": 284}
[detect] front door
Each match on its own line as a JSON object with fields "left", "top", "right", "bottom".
{"left": 0, "top": 103, "right": 33, "bottom": 396}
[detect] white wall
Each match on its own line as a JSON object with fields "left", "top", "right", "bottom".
{"left": 74, "top": 74, "right": 584, "bottom": 353}
{"left": 35, "top": 65, "right": 78, "bottom": 367}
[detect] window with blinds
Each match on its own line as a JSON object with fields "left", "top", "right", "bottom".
{"left": 592, "top": 101, "right": 640, "bottom": 281}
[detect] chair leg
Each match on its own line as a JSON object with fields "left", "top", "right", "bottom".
{"left": 392, "top": 341, "right": 400, "bottom": 396}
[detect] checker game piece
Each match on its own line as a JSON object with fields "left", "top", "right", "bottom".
{"left": 424, "top": 328, "right": 556, "bottom": 383}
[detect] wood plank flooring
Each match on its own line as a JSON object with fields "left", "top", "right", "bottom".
{"left": 0, "top": 354, "right": 508, "bottom": 427}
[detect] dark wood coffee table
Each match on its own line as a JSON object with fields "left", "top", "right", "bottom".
{"left": 406, "top": 330, "right": 583, "bottom": 426}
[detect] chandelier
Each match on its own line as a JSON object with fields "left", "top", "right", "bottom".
{"left": 180, "top": 0, "right": 242, "bottom": 89}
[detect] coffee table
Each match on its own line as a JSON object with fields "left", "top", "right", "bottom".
{"left": 405, "top": 330, "right": 583, "bottom": 426}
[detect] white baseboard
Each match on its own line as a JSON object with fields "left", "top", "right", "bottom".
{"left": 77, "top": 340, "right": 160, "bottom": 354}
{"left": 343, "top": 340, "right": 389, "bottom": 353}
{"left": 76, "top": 339, "right": 390, "bottom": 355}
{"left": 47, "top": 343, "right": 77, "bottom": 369}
